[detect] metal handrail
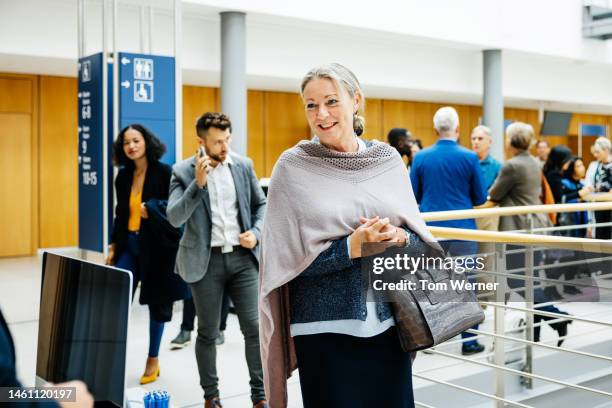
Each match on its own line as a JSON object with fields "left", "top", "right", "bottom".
{"left": 465, "top": 328, "right": 612, "bottom": 363}
{"left": 502, "top": 306, "right": 612, "bottom": 334}
{"left": 427, "top": 349, "right": 612, "bottom": 398}
{"left": 474, "top": 268, "right": 612, "bottom": 291}
{"left": 421, "top": 202, "right": 612, "bottom": 222}
{"left": 515, "top": 221, "right": 612, "bottom": 234}
{"left": 414, "top": 401, "right": 436, "bottom": 408}
{"left": 481, "top": 302, "right": 612, "bottom": 328}
{"left": 427, "top": 226, "right": 612, "bottom": 253}
{"left": 414, "top": 206, "right": 612, "bottom": 404}
{"left": 505, "top": 256, "right": 612, "bottom": 274}
{"left": 412, "top": 373, "right": 533, "bottom": 408}
{"left": 416, "top": 325, "right": 612, "bottom": 382}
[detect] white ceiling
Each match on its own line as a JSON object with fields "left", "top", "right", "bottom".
{"left": 1, "top": 0, "right": 612, "bottom": 114}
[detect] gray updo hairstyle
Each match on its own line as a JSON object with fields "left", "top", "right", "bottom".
{"left": 506, "top": 122, "right": 535, "bottom": 151}
{"left": 300, "top": 63, "right": 366, "bottom": 136}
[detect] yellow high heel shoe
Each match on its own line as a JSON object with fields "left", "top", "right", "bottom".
{"left": 139, "top": 366, "right": 160, "bottom": 385}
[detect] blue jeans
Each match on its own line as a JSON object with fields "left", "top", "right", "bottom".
{"left": 115, "top": 232, "right": 165, "bottom": 358}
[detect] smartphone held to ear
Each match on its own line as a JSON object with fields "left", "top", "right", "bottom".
{"left": 198, "top": 146, "right": 206, "bottom": 158}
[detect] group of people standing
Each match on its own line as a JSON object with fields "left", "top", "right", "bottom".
{"left": 1, "top": 59, "right": 609, "bottom": 408}
{"left": 391, "top": 107, "right": 612, "bottom": 351}
{"left": 102, "top": 62, "right": 611, "bottom": 408}
{"left": 538, "top": 137, "right": 612, "bottom": 240}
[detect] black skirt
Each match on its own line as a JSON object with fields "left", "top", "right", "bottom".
{"left": 293, "top": 326, "right": 415, "bottom": 408}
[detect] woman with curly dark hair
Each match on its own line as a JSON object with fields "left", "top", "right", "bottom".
{"left": 106, "top": 124, "right": 188, "bottom": 384}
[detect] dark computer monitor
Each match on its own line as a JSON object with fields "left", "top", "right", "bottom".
{"left": 36, "top": 252, "right": 132, "bottom": 407}
{"left": 540, "top": 111, "right": 573, "bottom": 135}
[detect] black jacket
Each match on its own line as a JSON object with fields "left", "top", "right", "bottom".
{"left": 544, "top": 170, "right": 564, "bottom": 204}
{"left": 111, "top": 161, "right": 188, "bottom": 305}
{"left": 0, "top": 309, "right": 20, "bottom": 388}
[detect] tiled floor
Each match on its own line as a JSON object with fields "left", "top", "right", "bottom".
{"left": 2, "top": 250, "right": 611, "bottom": 407}
{"left": 0, "top": 250, "right": 302, "bottom": 408}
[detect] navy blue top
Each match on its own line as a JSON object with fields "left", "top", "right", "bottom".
{"left": 410, "top": 139, "right": 487, "bottom": 229}
{"left": 288, "top": 236, "right": 393, "bottom": 324}
{"left": 560, "top": 178, "right": 588, "bottom": 237}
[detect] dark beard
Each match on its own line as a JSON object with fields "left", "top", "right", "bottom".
{"left": 207, "top": 152, "right": 225, "bottom": 163}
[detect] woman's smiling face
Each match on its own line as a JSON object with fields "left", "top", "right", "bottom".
{"left": 302, "top": 77, "right": 358, "bottom": 148}
{"left": 123, "top": 128, "right": 146, "bottom": 161}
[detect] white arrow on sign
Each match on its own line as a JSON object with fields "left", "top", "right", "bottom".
{"left": 121, "top": 57, "right": 131, "bottom": 65}
{"left": 121, "top": 81, "right": 130, "bottom": 89}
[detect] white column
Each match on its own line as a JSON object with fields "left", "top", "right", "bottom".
{"left": 483, "top": 49, "right": 504, "bottom": 163}
{"left": 220, "top": 11, "right": 247, "bottom": 156}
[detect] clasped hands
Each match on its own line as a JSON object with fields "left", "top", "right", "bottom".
{"left": 349, "top": 216, "right": 406, "bottom": 259}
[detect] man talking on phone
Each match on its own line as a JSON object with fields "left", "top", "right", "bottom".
{"left": 167, "top": 112, "right": 268, "bottom": 408}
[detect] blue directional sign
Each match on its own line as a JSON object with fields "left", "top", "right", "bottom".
{"left": 580, "top": 124, "right": 607, "bottom": 137}
{"left": 78, "top": 53, "right": 113, "bottom": 252}
{"left": 78, "top": 52, "right": 175, "bottom": 253}
{"left": 118, "top": 52, "right": 176, "bottom": 165}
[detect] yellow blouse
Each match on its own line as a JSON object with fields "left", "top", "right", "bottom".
{"left": 128, "top": 190, "right": 142, "bottom": 232}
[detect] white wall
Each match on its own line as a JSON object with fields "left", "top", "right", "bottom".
{"left": 1, "top": 0, "right": 612, "bottom": 114}
{"left": 188, "top": 0, "right": 612, "bottom": 64}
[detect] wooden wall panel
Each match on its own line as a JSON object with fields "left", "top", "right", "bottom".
{"left": 455, "top": 104, "right": 473, "bottom": 147}
{"left": 382, "top": 100, "right": 419, "bottom": 143}
{"left": 0, "top": 77, "right": 32, "bottom": 113}
{"left": 414, "top": 102, "right": 434, "bottom": 135}
{"left": 568, "top": 113, "right": 608, "bottom": 136}
{"left": 382, "top": 100, "right": 416, "bottom": 130}
{"left": 567, "top": 112, "right": 611, "bottom": 166}
{"left": 363, "top": 98, "right": 382, "bottom": 141}
{"left": 5, "top": 73, "right": 612, "bottom": 253}
{"left": 39, "top": 76, "right": 78, "bottom": 248}
{"left": 247, "top": 90, "right": 265, "bottom": 177}
{"left": 382, "top": 100, "right": 481, "bottom": 148}
{"left": 415, "top": 103, "right": 444, "bottom": 147}
{"left": 525, "top": 110, "right": 541, "bottom": 135}
{"left": 181, "top": 85, "right": 219, "bottom": 159}
{"left": 263, "top": 91, "right": 310, "bottom": 176}
{"left": 0, "top": 113, "right": 33, "bottom": 256}
{"left": 465, "top": 105, "right": 484, "bottom": 150}
{"left": 0, "top": 74, "right": 37, "bottom": 257}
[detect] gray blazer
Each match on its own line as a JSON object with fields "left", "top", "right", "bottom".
{"left": 167, "top": 152, "right": 267, "bottom": 283}
{"left": 489, "top": 151, "right": 551, "bottom": 231}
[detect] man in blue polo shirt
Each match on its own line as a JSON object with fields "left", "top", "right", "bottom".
{"left": 471, "top": 125, "right": 502, "bottom": 191}
{"left": 410, "top": 106, "right": 487, "bottom": 355}
{"left": 471, "top": 125, "right": 502, "bottom": 307}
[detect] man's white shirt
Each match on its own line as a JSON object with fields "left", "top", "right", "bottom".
{"left": 207, "top": 154, "right": 241, "bottom": 251}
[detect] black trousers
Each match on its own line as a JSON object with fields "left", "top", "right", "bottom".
{"left": 294, "top": 327, "right": 415, "bottom": 408}
{"left": 595, "top": 210, "right": 611, "bottom": 240}
{"left": 181, "top": 290, "right": 231, "bottom": 332}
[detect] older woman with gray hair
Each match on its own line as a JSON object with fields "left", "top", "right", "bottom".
{"left": 482, "top": 123, "right": 572, "bottom": 343}
{"left": 259, "top": 63, "right": 437, "bottom": 408}
{"left": 485, "top": 122, "right": 550, "bottom": 231}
